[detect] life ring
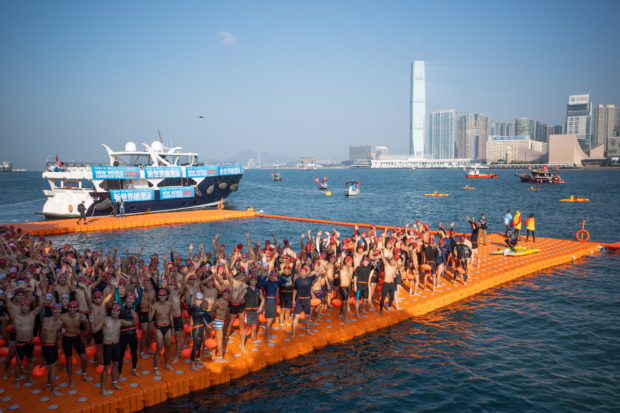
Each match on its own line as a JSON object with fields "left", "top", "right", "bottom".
{"left": 68, "top": 204, "right": 73, "bottom": 213}
{"left": 575, "top": 229, "right": 590, "bottom": 242}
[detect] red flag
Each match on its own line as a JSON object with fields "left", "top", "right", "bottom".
{"left": 528, "top": 165, "right": 532, "bottom": 170}
{"left": 313, "top": 177, "right": 319, "bottom": 183}
{"left": 323, "top": 176, "right": 327, "bottom": 181}
{"left": 55, "top": 155, "right": 64, "bottom": 168}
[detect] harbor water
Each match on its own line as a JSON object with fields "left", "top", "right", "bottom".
{"left": 1, "top": 169, "right": 619, "bottom": 412}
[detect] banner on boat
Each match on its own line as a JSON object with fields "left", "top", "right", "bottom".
{"left": 92, "top": 166, "right": 140, "bottom": 180}
{"left": 144, "top": 166, "right": 182, "bottom": 179}
{"left": 218, "top": 165, "right": 243, "bottom": 176}
{"left": 110, "top": 188, "right": 155, "bottom": 202}
{"left": 185, "top": 165, "right": 219, "bottom": 178}
{"left": 160, "top": 186, "right": 195, "bottom": 200}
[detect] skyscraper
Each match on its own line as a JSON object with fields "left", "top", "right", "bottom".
{"left": 409, "top": 61, "right": 426, "bottom": 157}
{"left": 592, "top": 104, "right": 617, "bottom": 150}
{"left": 456, "top": 112, "right": 491, "bottom": 159}
{"left": 494, "top": 120, "right": 515, "bottom": 136}
{"left": 515, "top": 118, "right": 535, "bottom": 138}
{"left": 429, "top": 110, "right": 457, "bottom": 159}
{"left": 565, "top": 94, "right": 592, "bottom": 152}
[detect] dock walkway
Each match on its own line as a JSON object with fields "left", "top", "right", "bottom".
{"left": 0, "top": 212, "right": 602, "bottom": 412}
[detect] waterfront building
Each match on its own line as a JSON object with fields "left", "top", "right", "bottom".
{"left": 592, "top": 104, "right": 618, "bottom": 151}
{"left": 486, "top": 136, "right": 546, "bottom": 163}
{"left": 565, "top": 94, "right": 592, "bottom": 152}
{"left": 428, "top": 110, "right": 457, "bottom": 159}
{"left": 553, "top": 124, "right": 564, "bottom": 134}
{"left": 456, "top": 112, "right": 491, "bottom": 160}
{"left": 607, "top": 136, "right": 620, "bottom": 158}
{"left": 349, "top": 145, "right": 372, "bottom": 161}
{"left": 409, "top": 61, "right": 426, "bottom": 157}
{"left": 375, "top": 146, "right": 389, "bottom": 159}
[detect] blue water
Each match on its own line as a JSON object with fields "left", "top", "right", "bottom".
{"left": 1, "top": 169, "right": 619, "bottom": 412}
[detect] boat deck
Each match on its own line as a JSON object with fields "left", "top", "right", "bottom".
{"left": 1, "top": 214, "right": 603, "bottom": 412}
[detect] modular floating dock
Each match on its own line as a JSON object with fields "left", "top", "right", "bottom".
{"left": 1, "top": 209, "right": 603, "bottom": 412}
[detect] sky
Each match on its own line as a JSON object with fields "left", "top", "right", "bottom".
{"left": 1, "top": 0, "right": 619, "bottom": 169}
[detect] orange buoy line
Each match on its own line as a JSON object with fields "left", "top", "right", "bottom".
{"left": 0, "top": 229, "right": 602, "bottom": 413}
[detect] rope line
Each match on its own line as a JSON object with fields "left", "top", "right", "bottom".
{"left": 0, "top": 198, "right": 47, "bottom": 208}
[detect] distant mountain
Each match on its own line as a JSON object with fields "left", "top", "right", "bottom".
{"left": 212, "top": 150, "right": 297, "bottom": 166}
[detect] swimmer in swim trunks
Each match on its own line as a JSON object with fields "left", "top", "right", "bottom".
{"left": 211, "top": 290, "right": 230, "bottom": 361}
{"left": 40, "top": 304, "right": 63, "bottom": 396}
{"left": 337, "top": 253, "right": 355, "bottom": 321}
{"left": 148, "top": 289, "right": 174, "bottom": 375}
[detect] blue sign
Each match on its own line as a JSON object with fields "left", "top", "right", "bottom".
{"left": 160, "top": 186, "right": 195, "bottom": 200}
{"left": 144, "top": 166, "right": 182, "bottom": 179}
{"left": 185, "top": 165, "right": 219, "bottom": 178}
{"left": 92, "top": 166, "right": 140, "bottom": 180}
{"left": 218, "top": 165, "right": 242, "bottom": 176}
{"left": 110, "top": 189, "right": 155, "bottom": 202}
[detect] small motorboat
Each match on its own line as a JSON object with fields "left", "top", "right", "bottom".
{"left": 424, "top": 191, "right": 449, "bottom": 197}
{"left": 560, "top": 195, "right": 589, "bottom": 202}
{"left": 271, "top": 172, "right": 282, "bottom": 181}
{"left": 466, "top": 168, "right": 497, "bottom": 178}
{"left": 345, "top": 179, "right": 360, "bottom": 197}
{"left": 315, "top": 176, "right": 328, "bottom": 190}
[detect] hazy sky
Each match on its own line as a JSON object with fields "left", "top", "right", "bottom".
{"left": 1, "top": 0, "right": 619, "bottom": 169}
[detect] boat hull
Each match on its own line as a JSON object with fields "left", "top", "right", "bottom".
{"left": 42, "top": 174, "right": 243, "bottom": 219}
{"left": 465, "top": 174, "right": 497, "bottom": 178}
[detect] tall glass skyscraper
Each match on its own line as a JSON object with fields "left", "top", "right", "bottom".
{"left": 409, "top": 61, "right": 426, "bottom": 157}
{"left": 565, "top": 94, "right": 592, "bottom": 152}
{"left": 429, "top": 110, "right": 457, "bottom": 159}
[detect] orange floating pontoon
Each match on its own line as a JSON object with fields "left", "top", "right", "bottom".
{"left": 0, "top": 216, "right": 604, "bottom": 413}
{"left": 14, "top": 208, "right": 259, "bottom": 236}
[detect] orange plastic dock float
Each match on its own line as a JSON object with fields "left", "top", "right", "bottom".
{"left": 14, "top": 208, "right": 259, "bottom": 236}
{"left": 1, "top": 217, "right": 603, "bottom": 412}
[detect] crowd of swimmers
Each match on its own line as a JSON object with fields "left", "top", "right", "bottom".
{"left": 0, "top": 217, "right": 489, "bottom": 397}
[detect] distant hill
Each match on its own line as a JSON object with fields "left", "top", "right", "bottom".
{"left": 207, "top": 150, "right": 297, "bottom": 166}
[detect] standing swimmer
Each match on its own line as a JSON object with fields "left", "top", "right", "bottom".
{"left": 525, "top": 213, "right": 536, "bottom": 242}
{"left": 76, "top": 201, "right": 87, "bottom": 225}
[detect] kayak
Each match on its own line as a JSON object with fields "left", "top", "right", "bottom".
{"left": 525, "top": 187, "right": 540, "bottom": 191}
{"left": 424, "top": 193, "right": 449, "bottom": 197}
{"left": 490, "top": 246, "right": 541, "bottom": 256}
{"left": 463, "top": 185, "right": 475, "bottom": 190}
{"left": 560, "top": 197, "right": 589, "bottom": 202}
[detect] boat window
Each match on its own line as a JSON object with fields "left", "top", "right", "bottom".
{"left": 156, "top": 178, "right": 197, "bottom": 187}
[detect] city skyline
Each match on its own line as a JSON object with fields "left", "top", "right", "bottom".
{"left": 1, "top": 1, "right": 619, "bottom": 169}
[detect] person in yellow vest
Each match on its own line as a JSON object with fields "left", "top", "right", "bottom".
{"left": 512, "top": 210, "right": 522, "bottom": 237}
{"left": 525, "top": 213, "right": 536, "bottom": 242}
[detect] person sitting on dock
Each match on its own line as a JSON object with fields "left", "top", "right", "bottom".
{"left": 505, "top": 230, "right": 519, "bottom": 253}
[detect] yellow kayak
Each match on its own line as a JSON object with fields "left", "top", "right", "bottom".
{"left": 424, "top": 192, "right": 449, "bottom": 197}
{"left": 491, "top": 246, "right": 541, "bottom": 256}
{"left": 463, "top": 185, "right": 475, "bottom": 190}
{"left": 561, "top": 196, "right": 589, "bottom": 202}
{"left": 525, "top": 186, "right": 540, "bottom": 191}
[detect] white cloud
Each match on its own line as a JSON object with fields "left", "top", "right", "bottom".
{"left": 217, "top": 31, "right": 237, "bottom": 46}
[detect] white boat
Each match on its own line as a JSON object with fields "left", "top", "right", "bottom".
{"left": 345, "top": 180, "right": 360, "bottom": 196}
{"left": 40, "top": 140, "right": 243, "bottom": 219}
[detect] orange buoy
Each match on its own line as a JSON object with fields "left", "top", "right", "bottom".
{"left": 181, "top": 347, "right": 192, "bottom": 358}
{"left": 456, "top": 267, "right": 465, "bottom": 275}
{"left": 299, "top": 311, "right": 306, "bottom": 320}
{"left": 258, "top": 313, "right": 267, "bottom": 323}
{"left": 123, "top": 350, "right": 131, "bottom": 361}
{"left": 406, "top": 273, "right": 415, "bottom": 280}
{"left": 420, "top": 264, "right": 432, "bottom": 272}
{"left": 576, "top": 229, "right": 590, "bottom": 242}
{"left": 348, "top": 296, "right": 356, "bottom": 306}
{"left": 85, "top": 345, "right": 97, "bottom": 357}
{"left": 96, "top": 365, "right": 111, "bottom": 375}
{"left": 311, "top": 298, "right": 321, "bottom": 307}
{"left": 331, "top": 299, "right": 342, "bottom": 307}
{"left": 32, "top": 364, "right": 48, "bottom": 378}
{"left": 276, "top": 305, "right": 281, "bottom": 314}
{"left": 0, "top": 347, "right": 9, "bottom": 357}
{"left": 205, "top": 338, "right": 217, "bottom": 349}
{"left": 137, "top": 329, "right": 143, "bottom": 339}
{"left": 34, "top": 345, "right": 42, "bottom": 356}
{"left": 233, "top": 318, "right": 240, "bottom": 327}
{"left": 0, "top": 338, "right": 5, "bottom": 347}
{"left": 183, "top": 324, "right": 192, "bottom": 334}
